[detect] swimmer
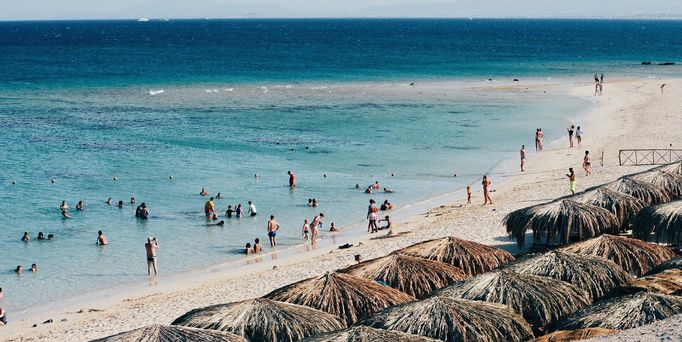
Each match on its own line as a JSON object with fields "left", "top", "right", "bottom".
{"left": 31, "top": 264, "right": 37, "bottom": 273}
{"left": 37, "top": 232, "right": 45, "bottom": 240}
{"left": 329, "top": 222, "right": 338, "bottom": 232}
{"left": 312, "top": 198, "right": 319, "bottom": 207}
{"left": 302, "top": 219, "right": 310, "bottom": 241}
{"left": 118, "top": 200, "right": 124, "bottom": 208}
{"left": 373, "top": 181, "right": 381, "bottom": 189}
{"left": 204, "top": 197, "right": 215, "bottom": 218}
{"left": 51, "top": 179, "right": 56, "bottom": 184}
{"left": 21, "top": 232, "right": 29, "bottom": 241}
{"left": 355, "top": 184, "right": 360, "bottom": 189}
{"left": 96, "top": 230, "right": 108, "bottom": 245}
{"left": 383, "top": 188, "right": 394, "bottom": 193}
{"left": 76, "top": 201, "right": 85, "bottom": 211}
{"left": 216, "top": 220, "right": 225, "bottom": 226}
{"left": 216, "top": 192, "right": 222, "bottom": 199}
{"left": 248, "top": 201, "right": 257, "bottom": 217}
{"left": 15, "top": 266, "right": 22, "bottom": 274}
{"left": 12, "top": 180, "right": 16, "bottom": 185}
{"left": 113, "top": 176, "right": 118, "bottom": 181}
{"left": 106, "top": 197, "right": 112, "bottom": 205}
{"left": 245, "top": 243, "right": 254, "bottom": 255}
{"left": 236, "top": 204, "right": 243, "bottom": 218}
{"left": 47, "top": 234, "right": 54, "bottom": 240}
{"left": 130, "top": 197, "right": 136, "bottom": 204}
{"left": 200, "top": 188, "right": 208, "bottom": 196}
{"left": 254, "top": 238, "right": 263, "bottom": 253}
{"left": 380, "top": 200, "right": 394, "bottom": 211}
{"left": 225, "top": 205, "right": 234, "bottom": 218}
{"left": 288, "top": 171, "right": 296, "bottom": 188}
{"left": 365, "top": 186, "right": 372, "bottom": 194}
{"left": 60, "top": 201, "right": 69, "bottom": 213}
{"left": 169, "top": 176, "right": 173, "bottom": 179}
{"left": 308, "top": 198, "right": 314, "bottom": 207}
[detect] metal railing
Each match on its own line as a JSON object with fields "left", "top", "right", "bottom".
{"left": 618, "top": 149, "right": 682, "bottom": 166}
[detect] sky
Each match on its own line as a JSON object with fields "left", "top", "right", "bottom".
{"left": 1, "top": 0, "right": 682, "bottom": 20}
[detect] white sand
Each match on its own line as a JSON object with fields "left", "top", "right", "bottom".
{"left": 1, "top": 77, "right": 680, "bottom": 341}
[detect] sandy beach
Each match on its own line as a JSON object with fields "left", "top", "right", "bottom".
{"left": 2, "top": 76, "right": 680, "bottom": 341}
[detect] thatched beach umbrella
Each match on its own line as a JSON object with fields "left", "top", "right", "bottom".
{"left": 633, "top": 199, "right": 682, "bottom": 244}
{"left": 571, "top": 187, "right": 646, "bottom": 228}
{"left": 604, "top": 177, "right": 672, "bottom": 205}
{"left": 504, "top": 199, "right": 620, "bottom": 248}
{"left": 263, "top": 272, "right": 413, "bottom": 324}
{"left": 438, "top": 270, "right": 590, "bottom": 330}
{"left": 630, "top": 169, "right": 682, "bottom": 196}
{"left": 359, "top": 296, "right": 534, "bottom": 342}
{"left": 551, "top": 292, "right": 682, "bottom": 331}
{"left": 171, "top": 298, "right": 346, "bottom": 342}
{"left": 510, "top": 251, "right": 632, "bottom": 301}
{"left": 302, "top": 326, "right": 440, "bottom": 342}
{"left": 647, "top": 255, "right": 682, "bottom": 275}
{"left": 397, "top": 236, "right": 514, "bottom": 276}
{"left": 529, "top": 328, "right": 617, "bottom": 342}
{"left": 340, "top": 253, "right": 467, "bottom": 298}
{"left": 622, "top": 269, "right": 682, "bottom": 296}
{"left": 560, "top": 235, "right": 677, "bottom": 276}
{"left": 91, "top": 324, "right": 247, "bottom": 342}
{"left": 658, "top": 161, "right": 682, "bottom": 175}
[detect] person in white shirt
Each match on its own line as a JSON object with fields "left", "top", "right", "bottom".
{"left": 247, "top": 201, "right": 257, "bottom": 217}
{"left": 576, "top": 126, "right": 584, "bottom": 147}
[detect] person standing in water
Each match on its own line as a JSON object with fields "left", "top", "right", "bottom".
{"left": 535, "top": 129, "right": 544, "bottom": 151}
{"left": 288, "top": 171, "right": 296, "bottom": 188}
{"left": 567, "top": 125, "right": 575, "bottom": 148}
{"left": 520, "top": 145, "right": 526, "bottom": 172}
{"left": 583, "top": 151, "right": 592, "bottom": 176}
{"left": 96, "top": 230, "right": 108, "bottom": 245}
{"left": 204, "top": 197, "right": 215, "bottom": 218}
{"left": 145, "top": 237, "right": 159, "bottom": 275}
{"left": 302, "top": 219, "right": 310, "bottom": 242}
{"left": 247, "top": 201, "right": 257, "bottom": 217}
{"left": 482, "top": 175, "right": 492, "bottom": 205}
{"left": 576, "top": 126, "right": 583, "bottom": 147}
{"left": 311, "top": 213, "right": 323, "bottom": 244}
{"left": 566, "top": 168, "right": 577, "bottom": 195}
{"left": 267, "top": 215, "right": 280, "bottom": 247}
{"left": 367, "top": 199, "right": 379, "bottom": 233}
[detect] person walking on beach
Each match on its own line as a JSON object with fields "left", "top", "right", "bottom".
{"left": 535, "top": 128, "right": 544, "bottom": 151}
{"left": 482, "top": 175, "right": 493, "bottom": 205}
{"left": 520, "top": 145, "right": 527, "bottom": 172}
{"left": 204, "top": 197, "right": 215, "bottom": 218}
{"left": 594, "top": 73, "right": 599, "bottom": 83}
{"left": 267, "top": 215, "right": 280, "bottom": 247}
{"left": 367, "top": 199, "right": 379, "bottom": 233}
{"left": 583, "top": 151, "right": 592, "bottom": 176}
{"left": 302, "top": 219, "right": 310, "bottom": 242}
{"left": 247, "top": 201, "right": 257, "bottom": 217}
{"left": 288, "top": 171, "right": 296, "bottom": 188}
{"left": 566, "top": 168, "right": 577, "bottom": 195}
{"left": 600, "top": 73, "right": 604, "bottom": 83}
{"left": 661, "top": 83, "right": 667, "bottom": 94}
{"left": 576, "top": 126, "right": 583, "bottom": 147}
{"left": 96, "top": 230, "right": 108, "bottom": 245}
{"left": 568, "top": 125, "right": 575, "bottom": 148}
{"left": 466, "top": 186, "right": 472, "bottom": 204}
{"left": 145, "top": 237, "right": 159, "bottom": 275}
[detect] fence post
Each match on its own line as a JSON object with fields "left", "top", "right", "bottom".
{"left": 618, "top": 150, "right": 622, "bottom": 166}
{"left": 601, "top": 151, "right": 604, "bottom": 167}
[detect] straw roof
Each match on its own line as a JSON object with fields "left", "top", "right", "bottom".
{"left": 633, "top": 199, "right": 682, "bottom": 244}
{"left": 263, "top": 272, "right": 413, "bottom": 325}
{"left": 91, "top": 324, "right": 246, "bottom": 342}
{"left": 171, "top": 298, "right": 345, "bottom": 342}
{"left": 551, "top": 292, "right": 682, "bottom": 331}
{"left": 657, "top": 161, "right": 682, "bottom": 175}
{"left": 529, "top": 328, "right": 617, "bottom": 342}
{"left": 622, "top": 269, "right": 682, "bottom": 296}
{"left": 509, "top": 251, "right": 632, "bottom": 301}
{"left": 397, "top": 236, "right": 515, "bottom": 276}
{"left": 560, "top": 235, "right": 678, "bottom": 276}
{"left": 647, "top": 256, "right": 682, "bottom": 275}
{"left": 302, "top": 326, "right": 440, "bottom": 342}
{"left": 604, "top": 177, "right": 672, "bottom": 205}
{"left": 438, "top": 270, "right": 590, "bottom": 329}
{"left": 359, "top": 296, "right": 534, "bottom": 342}
{"left": 504, "top": 199, "right": 620, "bottom": 248}
{"left": 340, "top": 253, "right": 468, "bottom": 298}
{"left": 571, "top": 187, "right": 646, "bottom": 228}
{"left": 630, "top": 169, "right": 682, "bottom": 196}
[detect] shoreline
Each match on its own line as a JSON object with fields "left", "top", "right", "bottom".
{"left": 3, "top": 76, "right": 678, "bottom": 341}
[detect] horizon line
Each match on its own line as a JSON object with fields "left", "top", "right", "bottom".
{"left": 2, "top": 16, "right": 682, "bottom": 22}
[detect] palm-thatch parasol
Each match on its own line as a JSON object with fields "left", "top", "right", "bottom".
{"left": 559, "top": 235, "right": 677, "bottom": 276}
{"left": 620, "top": 269, "right": 682, "bottom": 296}
{"left": 657, "top": 161, "right": 682, "bottom": 175}
{"left": 397, "top": 236, "right": 514, "bottom": 276}
{"left": 301, "top": 326, "right": 440, "bottom": 342}
{"left": 171, "top": 298, "right": 346, "bottom": 342}
{"left": 550, "top": 292, "right": 682, "bottom": 331}
{"left": 91, "top": 324, "right": 246, "bottom": 342}
{"left": 647, "top": 255, "right": 682, "bottom": 275}
{"left": 438, "top": 270, "right": 590, "bottom": 330}
{"left": 630, "top": 169, "right": 682, "bottom": 196}
{"left": 509, "top": 251, "right": 632, "bottom": 301}
{"left": 528, "top": 328, "right": 617, "bottom": 342}
{"left": 340, "top": 253, "right": 468, "bottom": 298}
{"left": 633, "top": 199, "right": 682, "bottom": 244}
{"left": 358, "top": 295, "right": 534, "bottom": 342}
{"left": 604, "top": 177, "right": 672, "bottom": 205}
{"left": 263, "top": 272, "right": 413, "bottom": 325}
{"left": 504, "top": 199, "right": 620, "bottom": 248}
{"left": 571, "top": 187, "right": 646, "bottom": 229}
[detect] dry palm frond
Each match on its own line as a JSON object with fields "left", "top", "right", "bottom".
{"left": 630, "top": 169, "right": 682, "bottom": 196}
{"left": 438, "top": 270, "right": 590, "bottom": 330}
{"left": 171, "top": 298, "right": 345, "bottom": 342}
{"left": 620, "top": 269, "right": 682, "bottom": 296}
{"left": 359, "top": 296, "right": 534, "bottom": 342}
{"left": 263, "top": 272, "right": 413, "bottom": 324}
{"left": 397, "top": 236, "right": 514, "bottom": 276}
{"left": 529, "top": 328, "right": 617, "bottom": 342}
{"left": 571, "top": 187, "right": 646, "bottom": 228}
{"left": 301, "top": 326, "right": 440, "bottom": 342}
{"left": 647, "top": 256, "right": 682, "bottom": 275}
{"left": 504, "top": 199, "right": 620, "bottom": 248}
{"left": 91, "top": 324, "right": 246, "bottom": 342}
{"left": 560, "top": 235, "right": 677, "bottom": 276}
{"left": 509, "top": 251, "right": 632, "bottom": 301}
{"left": 551, "top": 292, "right": 682, "bottom": 331}
{"left": 657, "top": 162, "right": 682, "bottom": 175}
{"left": 633, "top": 199, "right": 682, "bottom": 244}
{"left": 340, "top": 253, "right": 467, "bottom": 298}
{"left": 604, "top": 177, "right": 672, "bottom": 205}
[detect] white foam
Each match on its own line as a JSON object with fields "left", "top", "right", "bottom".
{"left": 137, "top": 18, "right": 149, "bottom": 22}
{"left": 224, "top": 88, "right": 234, "bottom": 92}
{"left": 148, "top": 89, "right": 164, "bottom": 95}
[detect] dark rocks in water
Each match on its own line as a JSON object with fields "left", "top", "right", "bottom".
{"left": 513, "top": 78, "right": 519, "bottom": 82}
{"left": 641, "top": 61, "right": 652, "bottom": 65}
{"left": 658, "top": 62, "right": 676, "bottom": 65}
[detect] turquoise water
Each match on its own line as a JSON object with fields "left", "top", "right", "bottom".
{"left": 1, "top": 18, "right": 680, "bottom": 314}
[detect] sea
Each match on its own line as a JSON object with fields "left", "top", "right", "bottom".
{"left": 1, "top": 19, "right": 681, "bottom": 315}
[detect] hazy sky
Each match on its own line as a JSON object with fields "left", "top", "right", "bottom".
{"left": 2, "top": 0, "right": 682, "bottom": 20}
